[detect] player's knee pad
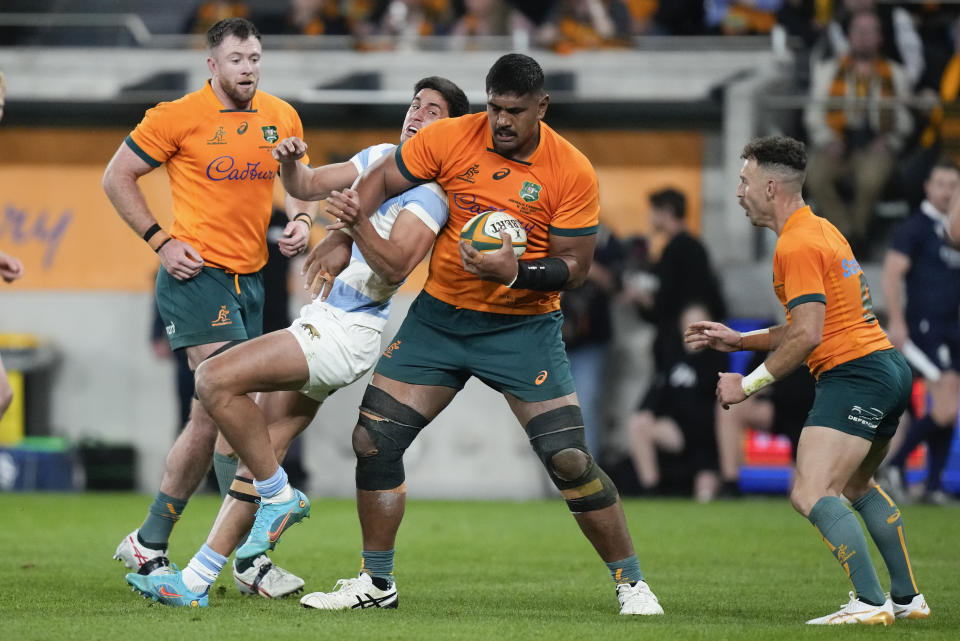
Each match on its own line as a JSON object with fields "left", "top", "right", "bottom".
{"left": 353, "top": 385, "right": 428, "bottom": 491}
{"left": 525, "top": 405, "right": 619, "bottom": 513}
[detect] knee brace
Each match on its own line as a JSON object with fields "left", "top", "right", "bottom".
{"left": 353, "top": 385, "right": 428, "bottom": 491}
{"left": 525, "top": 406, "right": 619, "bottom": 513}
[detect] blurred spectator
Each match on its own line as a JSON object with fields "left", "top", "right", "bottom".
{"left": 636, "top": 0, "right": 706, "bottom": 35}
{"left": 804, "top": 8, "right": 913, "bottom": 255}
{"left": 377, "top": 0, "right": 458, "bottom": 43}
{"left": 706, "top": 0, "right": 783, "bottom": 36}
{"left": 536, "top": 0, "right": 629, "bottom": 53}
{"left": 815, "top": 0, "right": 924, "bottom": 89}
{"left": 627, "top": 303, "right": 726, "bottom": 500}
{"left": 714, "top": 349, "right": 816, "bottom": 497}
{"left": 775, "top": 0, "right": 824, "bottom": 50}
{"left": 449, "top": 0, "right": 509, "bottom": 37}
{"left": 625, "top": 188, "right": 726, "bottom": 371}
{"left": 185, "top": 1, "right": 250, "bottom": 36}
{"left": 561, "top": 224, "right": 624, "bottom": 460}
{"left": 915, "top": 15, "right": 960, "bottom": 172}
{"left": 0, "top": 69, "right": 5, "bottom": 123}
{"left": 878, "top": 158, "right": 960, "bottom": 505}
{"left": 256, "top": 0, "right": 352, "bottom": 36}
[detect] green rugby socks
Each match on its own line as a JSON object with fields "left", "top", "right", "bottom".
{"left": 139, "top": 491, "right": 188, "bottom": 548}
{"left": 808, "top": 496, "right": 884, "bottom": 606}
{"left": 852, "top": 486, "right": 919, "bottom": 600}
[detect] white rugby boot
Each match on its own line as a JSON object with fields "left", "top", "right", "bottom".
{"left": 805, "top": 592, "right": 894, "bottom": 625}
{"left": 300, "top": 572, "right": 398, "bottom": 610}
{"left": 616, "top": 580, "right": 664, "bottom": 615}
{"left": 113, "top": 529, "right": 171, "bottom": 576}
{"left": 233, "top": 554, "right": 305, "bottom": 598}
{"left": 891, "top": 593, "right": 931, "bottom": 620}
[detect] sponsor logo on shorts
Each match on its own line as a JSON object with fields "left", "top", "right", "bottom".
{"left": 382, "top": 339, "right": 402, "bottom": 358}
{"left": 847, "top": 405, "right": 883, "bottom": 430}
{"left": 206, "top": 127, "right": 227, "bottom": 145}
{"left": 492, "top": 168, "right": 511, "bottom": 180}
{"left": 211, "top": 305, "right": 233, "bottom": 327}
{"left": 261, "top": 125, "right": 279, "bottom": 143}
{"left": 237, "top": 121, "right": 248, "bottom": 135}
{"left": 300, "top": 322, "right": 321, "bottom": 340}
{"left": 535, "top": 370, "right": 548, "bottom": 385}
{"left": 456, "top": 164, "right": 480, "bottom": 183}
{"left": 165, "top": 321, "right": 176, "bottom": 336}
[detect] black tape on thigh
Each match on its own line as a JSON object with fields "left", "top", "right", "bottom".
{"left": 354, "top": 385, "right": 429, "bottom": 491}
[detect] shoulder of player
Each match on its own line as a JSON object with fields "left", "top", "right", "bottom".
{"left": 539, "top": 122, "right": 597, "bottom": 183}
{"left": 418, "top": 113, "right": 486, "bottom": 143}
{"left": 254, "top": 91, "right": 301, "bottom": 119}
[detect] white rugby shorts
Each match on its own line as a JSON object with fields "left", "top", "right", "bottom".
{"left": 285, "top": 303, "right": 382, "bottom": 402}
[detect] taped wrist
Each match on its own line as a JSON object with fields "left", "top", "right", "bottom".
{"left": 509, "top": 257, "right": 570, "bottom": 291}
{"left": 741, "top": 362, "right": 776, "bottom": 397}
{"left": 294, "top": 212, "right": 312, "bottom": 229}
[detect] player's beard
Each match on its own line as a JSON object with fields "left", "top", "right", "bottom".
{"left": 221, "top": 77, "right": 258, "bottom": 108}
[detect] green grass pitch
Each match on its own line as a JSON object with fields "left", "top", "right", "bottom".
{"left": 1, "top": 493, "right": 957, "bottom": 640}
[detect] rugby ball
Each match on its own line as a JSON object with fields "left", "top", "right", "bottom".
{"left": 460, "top": 210, "right": 527, "bottom": 258}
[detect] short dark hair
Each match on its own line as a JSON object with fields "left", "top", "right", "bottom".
{"left": 207, "top": 18, "right": 260, "bottom": 49}
{"left": 485, "top": 53, "right": 545, "bottom": 97}
{"left": 741, "top": 136, "right": 807, "bottom": 173}
{"left": 650, "top": 188, "right": 686, "bottom": 220}
{"left": 928, "top": 157, "right": 960, "bottom": 180}
{"left": 414, "top": 76, "right": 470, "bottom": 118}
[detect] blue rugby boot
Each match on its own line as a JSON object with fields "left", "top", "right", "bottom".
{"left": 126, "top": 568, "right": 209, "bottom": 607}
{"left": 236, "top": 488, "right": 310, "bottom": 559}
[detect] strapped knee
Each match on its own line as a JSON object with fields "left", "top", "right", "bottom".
{"left": 526, "top": 406, "right": 619, "bottom": 513}
{"left": 353, "top": 385, "right": 428, "bottom": 491}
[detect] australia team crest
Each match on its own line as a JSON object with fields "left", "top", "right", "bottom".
{"left": 261, "top": 125, "right": 279, "bottom": 143}
{"left": 519, "top": 181, "right": 541, "bottom": 203}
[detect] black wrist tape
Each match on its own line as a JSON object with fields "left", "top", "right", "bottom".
{"left": 294, "top": 212, "right": 312, "bottom": 227}
{"left": 142, "top": 223, "right": 162, "bottom": 242}
{"left": 510, "top": 257, "right": 570, "bottom": 291}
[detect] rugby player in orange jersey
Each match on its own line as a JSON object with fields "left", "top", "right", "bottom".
{"left": 102, "top": 17, "right": 315, "bottom": 599}
{"left": 686, "top": 135, "right": 928, "bottom": 625}
{"left": 287, "top": 53, "right": 663, "bottom": 615}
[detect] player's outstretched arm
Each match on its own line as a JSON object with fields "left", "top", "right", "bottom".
{"left": 685, "top": 321, "right": 742, "bottom": 352}
{"left": 102, "top": 143, "right": 204, "bottom": 280}
{"left": 273, "top": 136, "right": 360, "bottom": 202}
{"left": 326, "top": 188, "right": 435, "bottom": 285}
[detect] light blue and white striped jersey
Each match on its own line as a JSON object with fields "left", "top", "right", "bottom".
{"left": 321, "top": 143, "right": 448, "bottom": 330}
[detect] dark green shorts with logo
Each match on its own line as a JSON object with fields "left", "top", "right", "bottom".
{"left": 804, "top": 348, "right": 912, "bottom": 442}
{"left": 374, "top": 291, "right": 576, "bottom": 402}
{"left": 155, "top": 266, "right": 264, "bottom": 350}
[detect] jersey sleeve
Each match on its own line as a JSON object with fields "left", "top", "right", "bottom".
{"left": 395, "top": 118, "right": 456, "bottom": 184}
{"left": 548, "top": 155, "right": 599, "bottom": 236}
{"left": 396, "top": 181, "right": 448, "bottom": 234}
{"left": 777, "top": 241, "right": 828, "bottom": 309}
{"left": 126, "top": 101, "right": 182, "bottom": 167}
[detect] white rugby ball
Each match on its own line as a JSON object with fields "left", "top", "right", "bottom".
{"left": 459, "top": 210, "right": 527, "bottom": 259}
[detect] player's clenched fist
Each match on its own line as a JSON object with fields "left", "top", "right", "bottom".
{"left": 272, "top": 136, "right": 308, "bottom": 163}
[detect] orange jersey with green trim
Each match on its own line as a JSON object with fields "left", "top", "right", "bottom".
{"left": 773, "top": 206, "right": 892, "bottom": 377}
{"left": 126, "top": 81, "right": 307, "bottom": 273}
{"left": 396, "top": 112, "right": 599, "bottom": 315}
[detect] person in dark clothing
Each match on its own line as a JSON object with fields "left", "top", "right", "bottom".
{"left": 561, "top": 224, "right": 624, "bottom": 459}
{"left": 627, "top": 303, "right": 727, "bottom": 499}
{"left": 631, "top": 188, "right": 726, "bottom": 370}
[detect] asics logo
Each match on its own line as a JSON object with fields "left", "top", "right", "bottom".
{"left": 351, "top": 592, "right": 397, "bottom": 609}
{"left": 535, "top": 370, "right": 548, "bottom": 385}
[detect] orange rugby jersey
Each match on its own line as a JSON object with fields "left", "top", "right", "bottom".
{"left": 773, "top": 206, "right": 892, "bottom": 377}
{"left": 126, "top": 81, "right": 307, "bottom": 273}
{"left": 396, "top": 112, "right": 599, "bottom": 315}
